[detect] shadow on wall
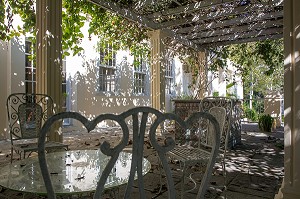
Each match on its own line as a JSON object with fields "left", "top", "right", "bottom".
{"left": 66, "top": 56, "right": 151, "bottom": 128}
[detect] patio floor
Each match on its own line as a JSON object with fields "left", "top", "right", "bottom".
{"left": 0, "top": 123, "right": 284, "bottom": 198}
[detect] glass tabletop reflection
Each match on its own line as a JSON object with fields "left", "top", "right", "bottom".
{"left": 0, "top": 150, "right": 151, "bottom": 195}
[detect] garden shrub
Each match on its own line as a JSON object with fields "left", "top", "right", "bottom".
{"left": 258, "top": 114, "right": 274, "bottom": 132}
{"left": 243, "top": 106, "right": 258, "bottom": 122}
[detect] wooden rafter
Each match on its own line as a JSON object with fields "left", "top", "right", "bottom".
{"left": 157, "top": 2, "right": 282, "bottom": 29}
{"left": 186, "top": 19, "right": 283, "bottom": 40}
{"left": 201, "top": 34, "right": 283, "bottom": 47}
{"left": 195, "top": 27, "right": 282, "bottom": 44}
{"left": 89, "top": 0, "right": 159, "bottom": 29}
{"left": 147, "top": 0, "right": 235, "bottom": 19}
{"left": 148, "top": 0, "right": 283, "bottom": 20}
{"left": 162, "top": 29, "right": 203, "bottom": 50}
{"left": 88, "top": 0, "right": 284, "bottom": 49}
{"left": 176, "top": 10, "right": 283, "bottom": 34}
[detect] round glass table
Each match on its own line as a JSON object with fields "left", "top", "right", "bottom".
{"left": 0, "top": 150, "right": 151, "bottom": 195}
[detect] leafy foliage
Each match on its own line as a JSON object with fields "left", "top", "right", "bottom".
{"left": 243, "top": 106, "right": 258, "bottom": 122}
{"left": 1, "top": 0, "right": 149, "bottom": 58}
{"left": 210, "top": 39, "right": 284, "bottom": 96}
{"left": 258, "top": 114, "right": 274, "bottom": 132}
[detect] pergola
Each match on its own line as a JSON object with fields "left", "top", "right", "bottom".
{"left": 89, "top": 0, "right": 283, "bottom": 49}
{"left": 35, "top": 0, "right": 298, "bottom": 198}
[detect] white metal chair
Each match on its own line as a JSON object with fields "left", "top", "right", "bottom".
{"left": 199, "top": 97, "right": 233, "bottom": 194}
{"left": 38, "top": 106, "right": 221, "bottom": 198}
{"left": 6, "top": 93, "right": 68, "bottom": 163}
{"left": 167, "top": 106, "right": 226, "bottom": 198}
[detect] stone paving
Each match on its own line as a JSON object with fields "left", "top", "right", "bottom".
{"left": 0, "top": 123, "right": 284, "bottom": 198}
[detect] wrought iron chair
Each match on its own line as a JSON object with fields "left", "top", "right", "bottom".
{"left": 167, "top": 106, "right": 226, "bottom": 198}
{"left": 38, "top": 106, "right": 221, "bottom": 198}
{"left": 199, "top": 97, "right": 233, "bottom": 193}
{"left": 6, "top": 93, "right": 68, "bottom": 162}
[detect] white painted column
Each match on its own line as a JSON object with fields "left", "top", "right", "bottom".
{"left": 36, "top": 0, "right": 63, "bottom": 142}
{"left": 148, "top": 30, "right": 167, "bottom": 111}
{"left": 276, "top": 0, "right": 300, "bottom": 198}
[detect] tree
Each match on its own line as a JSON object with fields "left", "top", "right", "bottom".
{"left": 232, "top": 40, "right": 283, "bottom": 96}
{"left": 209, "top": 39, "right": 284, "bottom": 97}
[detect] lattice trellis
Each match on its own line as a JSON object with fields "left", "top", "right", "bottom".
{"left": 90, "top": 0, "right": 283, "bottom": 49}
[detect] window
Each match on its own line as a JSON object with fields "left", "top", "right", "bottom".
{"left": 24, "top": 38, "right": 69, "bottom": 124}
{"left": 99, "top": 67, "right": 116, "bottom": 92}
{"left": 25, "top": 39, "right": 36, "bottom": 93}
{"left": 165, "top": 59, "right": 174, "bottom": 95}
{"left": 133, "top": 56, "right": 147, "bottom": 94}
{"left": 98, "top": 43, "right": 117, "bottom": 92}
{"left": 62, "top": 58, "right": 67, "bottom": 112}
{"left": 62, "top": 58, "right": 70, "bottom": 125}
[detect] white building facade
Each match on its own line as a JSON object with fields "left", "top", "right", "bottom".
{"left": 0, "top": 22, "right": 242, "bottom": 138}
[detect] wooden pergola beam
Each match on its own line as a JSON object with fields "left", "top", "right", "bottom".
{"left": 186, "top": 19, "right": 283, "bottom": 40}
{"left": 161, "top": 29, "right": 203, "bottom": 50}
{"left": 149, "top": 0, "right": 283, "bottom": 20}
{"left": 89, "top": 0, "right": 201, "bottom": 50}
{"left": 176, "top": 10, "right": 283, "bottom": 34}
{"left": 201, "top": 33, "right": 283, "bottom": 47}
{"left": 147, "top": 0, "right": 235, "bottom": 19}
{"left": 156, "top": 1, "right": 283, "bottom": 29}
{"left": 195, "top": 28, "right": 282, "bottom": 45}
{"left": 89, "top": 0, "right": 159, "bottom": 29}
{"left": 88, "top": 0, "right": 283, "bottom": 51}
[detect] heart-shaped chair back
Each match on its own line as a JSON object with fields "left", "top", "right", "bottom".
{"left": 38, "top": 106, "right": 220, "bottom": 199}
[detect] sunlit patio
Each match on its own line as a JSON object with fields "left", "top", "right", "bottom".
{"left": 1, "top": 0, "right": 299, "bottom": 198}
{"left": 0, "top": 122, "right": 284, "bottom": 199}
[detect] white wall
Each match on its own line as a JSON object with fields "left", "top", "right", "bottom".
{"left": 0, "top": 41, "right": 9, "bottom": 139}
{"left": 65, "top": 26, "right": 151, "bottom": 127}
{"left": 10, "top": 38, "right": 26, "bottom": 93}
{"left": 207, "top": 59, "right": 243, "bottom": 99}
{"left": 173, "top": 57, "right": 183, "bottom": 96}
{"left": 0, "top": 37, "right": 26, "bottom": 139}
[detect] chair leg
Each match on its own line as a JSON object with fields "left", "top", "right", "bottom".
{"left": 222, "top": 159, "right": 227, "bottom": 199}
{"left": 157, "top": 156, "right": 164, "bottom": 194}
{"left": 152, "top": 155, "right": 164, "bottom": 198}
{"left": 10, "top": 147, "right": 13, "bottom": 163}
{"left": 180, "top": 163, "right": 187, "bottom": 199}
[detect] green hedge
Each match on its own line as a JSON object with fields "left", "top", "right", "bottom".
{"left": 243, "top": 106, "right": 258, "bottom": 122}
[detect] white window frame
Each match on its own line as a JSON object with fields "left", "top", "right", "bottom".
{"left": 25, "top": 38, "right": 36, "bottom": 93}
{"left": 61, "top": 58, "right": 71, "bottom": 125}
{"left": 98, "top": 43, "right": 118, "bottom": 93}
{"left": 133, "top": 56, "right": 147, "bottom": 95}
{"left": 165, "top": 59, "right": 174, "bottom": 95}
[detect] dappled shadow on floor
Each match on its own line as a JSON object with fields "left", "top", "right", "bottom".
{"left": 0, "top": 125, "right": 284, "bottom": 199}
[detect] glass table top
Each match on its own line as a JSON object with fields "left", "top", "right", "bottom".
{"left": 0, "top": 150, "right": 151, "bottom": 195}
